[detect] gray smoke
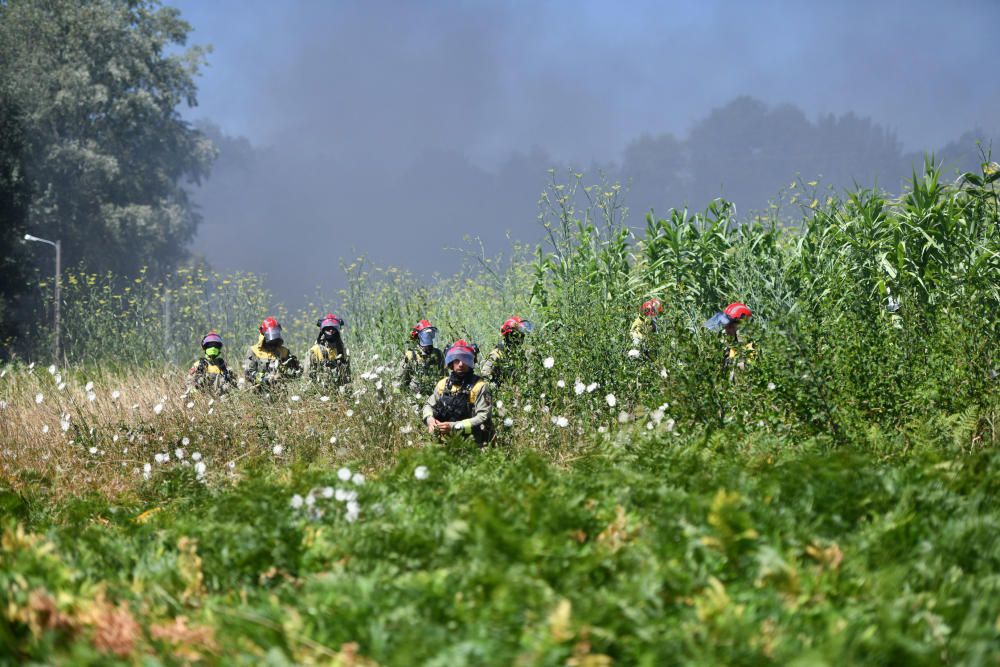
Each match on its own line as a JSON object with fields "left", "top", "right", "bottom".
{"left": 178, "top": 0, "right": 999, "bottom": 306}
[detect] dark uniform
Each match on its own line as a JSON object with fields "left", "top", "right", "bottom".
{"left": 422, "top": 373, "right": 494, "bottom": 446}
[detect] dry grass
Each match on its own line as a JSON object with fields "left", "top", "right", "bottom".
{"left": 0, "top": 361, "right": 434, "bottom": 498}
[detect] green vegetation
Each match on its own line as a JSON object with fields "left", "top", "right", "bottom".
{"left": 1, "top": 161, "right": 998, "bottom": 664}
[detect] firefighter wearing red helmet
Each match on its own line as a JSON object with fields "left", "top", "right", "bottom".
{"left": 479, "top": 315, "right": 534, "bottom": 384}
{"left": 307, "top": 313, "right": 351, "bottom": 386}
{"left": 399, "top": 319, "right": 444, "bottom": 395}
{"left": 244, "top": 316, "right": 301, "bottom": 388}
{"left": 423, "top": 339, "right": 494, "bottom": 446}
{"left": 187, "top": 331, "right": 236, "bottom": 393}
{"left": 704, "top": 302, "right": 756, "bottom": 376}
{"left": 630, "top": 297, "right": 664, "bottom": 345}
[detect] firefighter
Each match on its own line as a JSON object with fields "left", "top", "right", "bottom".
{"left": 306, "top": 313, "right": 351, "bottom": 386}
{"left": 399, "top": 319, "right": 444, "bottom": 395}
{"left": 423, "top": 339, "right": 494, "bottom": 446}
{"left": 244, "top": 317, "right": 301, "bottom": 388}
{"left": 630, "top": 298, "right": 664, "bottom": 346}
{"left": 187, "top": 331, "right": 236, "bottom": 393}
{"left": 704, "top": 302, "right": 756, "bottom": 378}
{"left": 479, "top": 315, "right": 534, "bottom": 385}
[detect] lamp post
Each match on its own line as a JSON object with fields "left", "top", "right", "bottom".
{"left": 24, "top": 234, "right": 61, "bottom": 364}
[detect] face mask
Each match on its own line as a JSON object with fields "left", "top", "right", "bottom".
{"left": 205, "top": 346, "right": 221, "bottom": 358}
{"left": 417, "top": 329, "right": 436, "bottom": 346}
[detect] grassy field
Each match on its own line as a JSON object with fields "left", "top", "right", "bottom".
{"left": 2, "top": 161, "right": 998, "bottom": 664}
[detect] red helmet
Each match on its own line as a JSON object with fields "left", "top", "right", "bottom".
{"left": 201, "top": 331, "right": 223, "bottom": 349}
{"left": 410, "top": 319, "right": 433, "bottom": 339}
{"left": 445, "top": 339, "right": 476, "bottom": 368}
{"left": 259, "top": 316, "right": 283, "bottom": 343}
{"left": 317, "top": 313, "right": 344, "bottom": 330}
{"left": 723, "top": 302, "right": 752, "bottom": 321}
{"left": 641, "top": 298, "right": 664, "bottom": 317}
{"left": 500, "top": 316, "right": 534, "bottom": 337}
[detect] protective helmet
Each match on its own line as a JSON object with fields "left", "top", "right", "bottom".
{"left": 641, "top": 298, "right": 664, "bottom": 317}
{"left": 201, "top": 331, "right": 223, "bottom": 349}
{"left": 500, "top": 316, "right": 534, "bottom": 337}
{"left": 444, "top": 339, "right": 476, "bottom": 369}
{"left": 317, "top": 313, "right": 344, "bottom": 331}
{"left": 410, "top": 319, "right": 432, "bottom": 338}
{"left": 260, "top": 317, "right": 283, "bottom": 344}
{"left": 411, "top": 319, "right": 437, "bottom": 346}
{"left": 723, "top": 302, "right": 752, "bottom": 321}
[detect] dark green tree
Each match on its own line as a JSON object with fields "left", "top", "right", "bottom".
{"left": 0, "top": 0, "right": 215, "bottom": 278}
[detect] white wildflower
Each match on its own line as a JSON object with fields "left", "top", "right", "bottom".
{"left": 89, "top": 446, "right": 98, "bottom": 454}
{"left": 57, "top": 382, "right": 66, "bottom": 391}
{"left": 290, "top": 494, "right": 304, "bottom": 509}
{"left": 503, "top": 417, "right": 514, "bottom": 427}
{"left": 0, "top": 400, "right": 6, "bottom": 410}
{"left": 345, "top": 500, "right": 361, "bottom": 522}
{"left": 175, "top": 448, "right": 185, "bottom": 459}
{"left": 660, "top": 368, "right": 668, "bottom": 378}
{"left": 35, "top": 393, "right": 44, "bottom": 404}
{"left": 60, "top": 418, "right": 70, "bottom": 432}
{"left": 767, "top": 382, "right": 776, "bottom": 391}
{"left": 650, "top": 409, "right": 664, "bottom": 424}
{"left": 290, "top": 395, "right": 301, "bottom": 402}
{"left": 111, "top": 390, "right": 121, "bottom": 400}
{"left": 337, "top": 467, "right": 351, "bottom": 481}
{"left": 574, "top": 381, "right": 586, "bottom": 395}
{"left": 321, "top": 486, "right": 334, "bottom": 498}
{"left": 191, "top": 451, "right": 202, "bottom": 461}
{"left": 352, "top": 473, "right": 365, "bottom": 485}
{"left": 329, "top": 435, "right": 338, "bottom": 444}
{"left": 185, "top": 401, "right": 194, "bottom": 409}
{"left": 553, "top": 416, "right": 569, "bottom": 428}
{"left": 48, "top": 364, "right": 56, "bottom": 375}
{"left": 194, "top": 461, "right": 206, "bottom": 477}
{"left": 542, "top": 356, "right": 555, "bottom": 369}
{"left": 586, "top": 382, "right": 599, "bottom": 393}
{"left": 227, "top": 461, "right": 236, "bottom": 470}
{"left": 153, "top": 403, "right": 164, "bottom": 415}
{"left": 627, "top": 348, "right": 641, "bottom": 359}
{"left": 154, "top": 453, "right": 165, "bottom": 463}
{"left": 597, "top": 426, "right": 607, "bottom": 434}
{"left": 182, "top": 437, "right": 190, "bottom": 446}
{"left": 618, "top": 411, "right": 632, "bottom": 424}
{"left": 556, "top": 380, "right": 566, "bottom": 389}
{"left": 320, "top": 395, "right": 330, "bottom": 402}
{"left": 42, "top": 424, "right": 49, "bottom": 434}
{"left": 272, "top": 444, "right": 284, "bottom": 456}
{"left": 523, "top": 403, "right": 533, "bottom": 413}
{"left": 143, "top": 463, "right": 152, "bottom": 479}
{"left": 334, "top": 488, "right": 349, "bottom": 501}
{"left": 605, "top": 393, "right": 617, "bottom": 408}
{"left": 400, "top": 424, "right": 413, "bottom": 434}
{"left": 414, "top": 465, "right": 429, "bottom": 480}
{"left": 85, "top": 381, "right": 94, "bottom": 392}
{"left": 664, "top": 418, "right": 676, "bottom": 432}
{"left": 345, "top": 409, "right": 354, "bottom": 417}
{"left": 305, "top": 494, "right": 316, "bottom": 507}
{"left": 87, "top": 392, "right": 97, "bottom": 402}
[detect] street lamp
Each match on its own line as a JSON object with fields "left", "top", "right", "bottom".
{"left": 24, "top": 233, "right": 61, "bottom": 364}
